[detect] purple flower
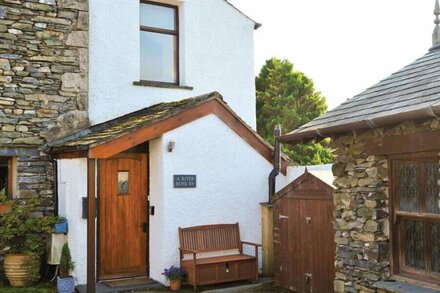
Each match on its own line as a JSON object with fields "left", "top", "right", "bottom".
{"left": 162, "top": 265, "right": 187, "bottom": 281}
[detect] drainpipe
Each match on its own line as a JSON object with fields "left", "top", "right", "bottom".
{"left": 49, "top": 155, "right": 58, "bottom": 216}
{"left": 268, "top": 124, "right": 281, "bottom": 199}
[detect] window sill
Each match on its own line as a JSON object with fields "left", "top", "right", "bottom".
{"left": 133, "top": 80, "right": 193, "bottom": 90}
{"left": 374, "top": 279, "right": 440, "bottom": 293}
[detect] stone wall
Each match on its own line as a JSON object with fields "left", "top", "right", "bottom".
{"left": 0, "top": 0, "right": 88, "bottom": 211}
{"left": 331, "top": 118, "right": 440, "bottom": 293}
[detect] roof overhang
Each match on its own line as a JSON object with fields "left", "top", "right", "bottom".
{"left": 280, "top": 104, "right": 440, "bottom": 144}
{"left": 45, "top": 92, "right": 291, "bottom": 174}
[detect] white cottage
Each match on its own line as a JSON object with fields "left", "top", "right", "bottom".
{"left": 41, "top": 0, "right": 297, "bottom": 289}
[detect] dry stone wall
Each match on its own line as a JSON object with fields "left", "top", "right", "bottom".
{"left": 0, "top": 0, "right": 88, "bottom": 211}
{"left": 331, "top": 118, "right": 440, "bottom": 293}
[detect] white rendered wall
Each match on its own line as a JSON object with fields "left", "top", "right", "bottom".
{"left": 89, "top": 0, "right": 257, "bottom": 128}
{"left": 57, "top": 159, "right": 89, "bottom": 285}
{"left": 148, "top": 114, "right": 293, "bottom": 283}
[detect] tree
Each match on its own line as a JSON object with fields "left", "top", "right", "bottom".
{"left": 256, "top": 58, "right": 332, "bottom": 165}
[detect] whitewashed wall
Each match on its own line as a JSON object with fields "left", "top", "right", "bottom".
{"left": 89, "top": 0, "right": 257, "bottom": 128}
{"left": 148, "top": 114, "right": 295, "bottom": 283}
{"left": 57, "top": 158, "right": 89, "bottom": 285}
{"left": 56, "top": 122, "right": 324, "bottom": 286}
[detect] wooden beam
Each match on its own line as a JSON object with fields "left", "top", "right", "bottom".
{"left": 87, "top": 159, "right": 96, "bottom": 293}
{"left": 51, "top": 150, "right": 88, "bottom": 159}
{"left": 365, "top": 130, "right": 440, "bottom": 155}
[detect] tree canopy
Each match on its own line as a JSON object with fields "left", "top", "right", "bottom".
{"left": 256, "top": 58, "right": 332, "bottom": 165}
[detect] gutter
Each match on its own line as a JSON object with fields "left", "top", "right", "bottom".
{"left": 279, "top": 104, "right": 440, "bottom": 143}
{"left": 49, "top": 155, "right": 58, "bottom": 216}
{"left": 268, "top": 124, "right": 281, "bottom": 199}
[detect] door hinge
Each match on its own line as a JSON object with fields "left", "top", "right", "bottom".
{"left": 279, "top": 214, "right": 289, "bottom": 220}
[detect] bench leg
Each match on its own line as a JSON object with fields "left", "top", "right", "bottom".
{"left": 194, "top": 283, "right": 197, "bottom": 292}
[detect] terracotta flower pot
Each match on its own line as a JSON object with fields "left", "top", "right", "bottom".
{"left": 0, "top": 203, "right": 11, "bottom": 214}
{"left": 4, "top": 254, "right": 39, "bottom": 287}
{"left": 170, "top": 279, "right": 182, "bottom": 291}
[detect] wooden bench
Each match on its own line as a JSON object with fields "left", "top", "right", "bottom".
{"left": 178, "top": 223, "right": 261, "bottom": 291}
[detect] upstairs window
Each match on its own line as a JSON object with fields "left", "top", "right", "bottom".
{"left": 0, "top": 157, "right": 13, "bottom": 199}
{"left": 140, "top": 1, "right": 179, "bottom": 84}
{"left": 392, "top": 153, "right": 440, "bottom": 285}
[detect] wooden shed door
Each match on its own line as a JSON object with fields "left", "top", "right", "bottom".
{"left": 98, "top": 154, "right": 148, "bottom": 280}
{"left": 275, "top": 198, "right": 335, "bottom": 293}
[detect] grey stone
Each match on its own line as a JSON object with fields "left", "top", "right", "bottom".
{"left": 22, "top": 2, "right": 54, "bottom": 12}
{"left": 66, "top": 31, "right": 88, "bottom": 47}
{"left": 0, "top": 6, "right": 6, "bottom": 19}
{"left": 31, "top": 16, "right": 71, "bottom": 26}
{"left": 0, "top": 53, "right": 22, "bottom": 59}
{"left": 39, "top": 0, "right": 56, "bottom": 5}
{"left": 59, "top": 0, "right": 88, "bottom": 11}
{"left": 0, "top": 58, "right": 11, "bottom": 70}
{"left": 61, "top": 73, "right": 87, "bottom": 92}
{"left": 77, "top": 11, "right": 88, "bottom": 30}
{"left": 13, "top": 137, "right": 44, "bottom": 145}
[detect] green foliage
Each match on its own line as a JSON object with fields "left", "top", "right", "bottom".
{"left": 0, "top": 199, "right": 58, "bottom": 281}
{"left": 59, "top": 243, "right": 75, "bottom": 277}
{"left": 0, "top": 189, "right": 7, "bottom": 204}
{"left": 0, "top": 281, "right": 55, "bottom": 293}
{"left": 256, "top": 58, "right": 333, "bottom": 165}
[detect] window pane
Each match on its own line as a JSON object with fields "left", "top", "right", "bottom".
{"left": 432, "top": 222, "right": 440, "bottom": 273}
{"left": 140, "top": 3, "right": 175, "bottom": 30}
{"left": 404, "top": 220, "right": 425, "bottom": 270}
{"left": 140, "top": 31, "right": 176, "bottom": 83}
{"left": 0, "top": 158, "right": 9, "bottom": 198}
{"left": 118, "top": 171, "right": 129, "bottom": 195}
{"left": 425, "top": 163, "right": 440, "bottom": 214}
{"left": 398, "top": 163, "right": 419, "bottom": 212}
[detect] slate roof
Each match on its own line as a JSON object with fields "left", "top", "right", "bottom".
{"left": 44, "top": 92, "right": 289, "bottom": 166}
{"left": 280, "top": 47, "right": 440, "bottom": 143}
{"left": 44, "top": 92, "right": 220, "bottom": 154}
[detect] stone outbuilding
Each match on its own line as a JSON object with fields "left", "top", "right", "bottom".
{"left": 280, "top": 2, "right": 440, "bottom": 292}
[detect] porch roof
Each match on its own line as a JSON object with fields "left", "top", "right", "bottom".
{"left": 280, "top": 47, "right": 440, "bottom": 143}
{"left": 44, "top": 92, "right": 290, "bottom": 172}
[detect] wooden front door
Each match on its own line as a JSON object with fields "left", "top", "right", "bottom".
{"left": 98, "top": 154, "right": 148, "bottom": 280}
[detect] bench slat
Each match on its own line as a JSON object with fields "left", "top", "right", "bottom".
{"left": 179, "top": 223, "right": 241, "bottom": 252}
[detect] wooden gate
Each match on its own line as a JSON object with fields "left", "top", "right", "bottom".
{"left": 271, "top": 170, "right": 335, "bottom": 293}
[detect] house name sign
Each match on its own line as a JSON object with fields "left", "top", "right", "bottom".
{"left": 173, "top": 175, "right": 197, "bottom": 188}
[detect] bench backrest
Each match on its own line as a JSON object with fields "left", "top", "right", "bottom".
{"left": 179, "top": 223, "right": 241, "bottom": 252}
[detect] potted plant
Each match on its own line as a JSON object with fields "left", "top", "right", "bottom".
{"left": 0, "top": 199, "right": 58, "bottom": 286}
{"left": 0, "top": 189, "right": 10, "bottom": 214}
{"left": 57, "top": 242, "right": 75, "bottom": 293}
{"left": 162, "top": 265, "right": 186, "bottom": 291}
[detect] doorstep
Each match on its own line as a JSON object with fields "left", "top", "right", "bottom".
{"left": 374, "top": 280, "right": 440, "bottom": 293}
{"left": 76, "top": 277, "right": 162, "bottom": 293}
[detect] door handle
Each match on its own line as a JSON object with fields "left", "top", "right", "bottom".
{"left": 279, "top": 214, "right": 289, "bottom": 220}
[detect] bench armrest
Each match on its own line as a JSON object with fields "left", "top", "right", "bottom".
{"left": 179, "top": 247, "right": 198, "bottom": 254}
{"left": 241, "top": 241, "right": 262, "bottom": 247}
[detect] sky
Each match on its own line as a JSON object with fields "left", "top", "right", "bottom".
{"left": 227, "top": 0, "right": 435, "bottom": 110}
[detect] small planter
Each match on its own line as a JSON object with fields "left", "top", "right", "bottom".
{"left": 57, "top": 276, "right": 75, "bottom": 293}
{"left": 0, "top": 203, "right": 11, "bottom": 214}
{"left": 54, "top": 219, "right": 68, "bottom": 234}
{"left": 170, "top": 279, "right": 182, "bottom": 291}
